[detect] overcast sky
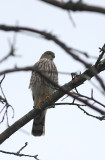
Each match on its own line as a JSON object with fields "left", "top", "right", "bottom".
{"left": 0, "top": 0, "right": 105, "bottom": 160}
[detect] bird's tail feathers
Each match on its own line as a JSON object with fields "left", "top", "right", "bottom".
{"left": 32, "top": 111, "right": 46, "bottom": 136}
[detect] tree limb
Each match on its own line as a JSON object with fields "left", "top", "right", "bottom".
{"left": 39, "top": 0, "right": 105, "bottom": 14}
{"left": 0, "top": 58, "right": 105, "bottom": 144}
{"left": 0, "top": 24, "right": 91, "bottom": 67}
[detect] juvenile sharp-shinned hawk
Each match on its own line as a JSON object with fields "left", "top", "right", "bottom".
{"left": 29, "top": 51, "right": 58, "bottom": 136}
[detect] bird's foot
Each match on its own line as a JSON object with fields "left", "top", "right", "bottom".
{"left": 34, "top": 100, "right": 43, "bottom": 109}
{"left": 45, "top": 94, "right": 52, "bottom": 101}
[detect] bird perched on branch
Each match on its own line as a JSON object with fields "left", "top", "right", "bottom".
{"left": 29, "top": 51, "right": 58, "bottom": 136}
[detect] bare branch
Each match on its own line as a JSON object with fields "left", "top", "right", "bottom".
{"left": 55, "top": 102, "right": 85, "bottom": 106}
{"left": 0, "top": 75, "right": 14, "bottom": 126}
{"left": 0, "top": 150, "right": 39, "bottom": 159}
{"left": 72, "top": 91, "right": 105, "bottom": 109}
{"left": 0, "top": 24, "right": 91, "bottom": 67}
{"left": 77, "top": 105, "right": 105, "bottom": 121}
{"left": 67, "top": 11, "right": 76, "bottom": 27}
{"left": 39, "top": 0, "right": 105, "bottom": 15}
{"left": 0, "top": 34, "right": 17, "bottom": 64}
{"left": 0, "top": 142, "right": 39, "bottom": 159}
{"left": 0, "top": 53, "right": 11, "bottom": 64}
{"left": 17, "top": 142, "right": 28, "bottom": 154}
{"left": 56, "top": 101, "right": 105, "bottom": 120}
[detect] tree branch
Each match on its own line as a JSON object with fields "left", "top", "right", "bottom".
{"left": 56, "top": 102, "right": 105, "bottom": 120}
{"left": 0, "top": 58, "right": 105, "bottom": 144}
{"left": 0, "top": 24, "right": 91, "bottom": 67}
{"left": 0, "top": 149, "right": 39, "bottom": 159}
{"left": 77, "top": 105, "right": 105, "bottom": 120}
{"left": 39, "top": 0, "right": 105, "bottom": 14}
{"left": 0, "top": 142, "right": 39, "bottom": 159}
{"left": 0, "top": 75, "right": 14, "bottom": 126}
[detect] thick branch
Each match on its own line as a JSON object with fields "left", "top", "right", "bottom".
{"left": 39, "top": 0, "right": 105, "bottom": 14}
{"left": 0, "top": 59, "right": 105, "bottom": 144}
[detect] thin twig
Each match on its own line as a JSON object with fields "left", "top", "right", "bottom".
{"left": 72, "top": 91, "right": 105, "bottom": 109}
{"left": 0, "top": 150, "right": 39, "bottom": 160}
{"left": 17, "top": 142, "right": 28, "bottom": 154}
{"left": 0, "top": 35, "right": 17, "bottom": 64}
{"left": 0, "top": 54, "right": 11, "bottom": 64}
{"left": 0, "top": 75, "right": 14, "bottom": 126}
{"left": 55, "top": 102, "right": 85, "bottom": 106}
{"left": 67, "top": 11, "right": 76, "bottom": 27}
{"left": 95, "top": 44, "right": 105, "bottom": 67}
{"left": 77, "top": 105, "right": 105, "bottom": 120}
{"left": 0, "top": 142, "right": 39, "bottom": 159}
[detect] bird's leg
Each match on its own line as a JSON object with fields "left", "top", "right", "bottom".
{"left": 33, "top": 95, "right": 52, "bottom": 109}
{"left": 34, "top": 97, "right": 43, "bottom": 109}
{"left": 45, "top": 94, "right": 55, "bottom": 108}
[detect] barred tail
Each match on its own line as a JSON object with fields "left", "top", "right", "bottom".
{"left": 32, "top": 111, "right": 46, "bottom": 136}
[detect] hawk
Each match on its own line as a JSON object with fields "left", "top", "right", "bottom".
{"left": 29, "top": 51, "right": 58, "bottom": 136}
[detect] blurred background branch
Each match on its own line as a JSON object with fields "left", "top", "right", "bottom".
{"left": 0, "top": 75, "right": 14, "bottom": 127}
{"left": 39, "top": 0, "right": 105, "bottom": 14}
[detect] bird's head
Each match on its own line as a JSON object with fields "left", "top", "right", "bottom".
{"left": 40, "top": 51, "right": 55, "bottom": 61}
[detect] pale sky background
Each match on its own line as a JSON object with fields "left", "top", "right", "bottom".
{"left": 0, "top": 0, "right": 105, "bottom": 160}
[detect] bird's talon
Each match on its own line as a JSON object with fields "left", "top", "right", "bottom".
{"left": 35, "top": 100, "right": 43, "bottom": 109}
{"left": 46, "top": 94, "right": 52, "bottom": 101}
